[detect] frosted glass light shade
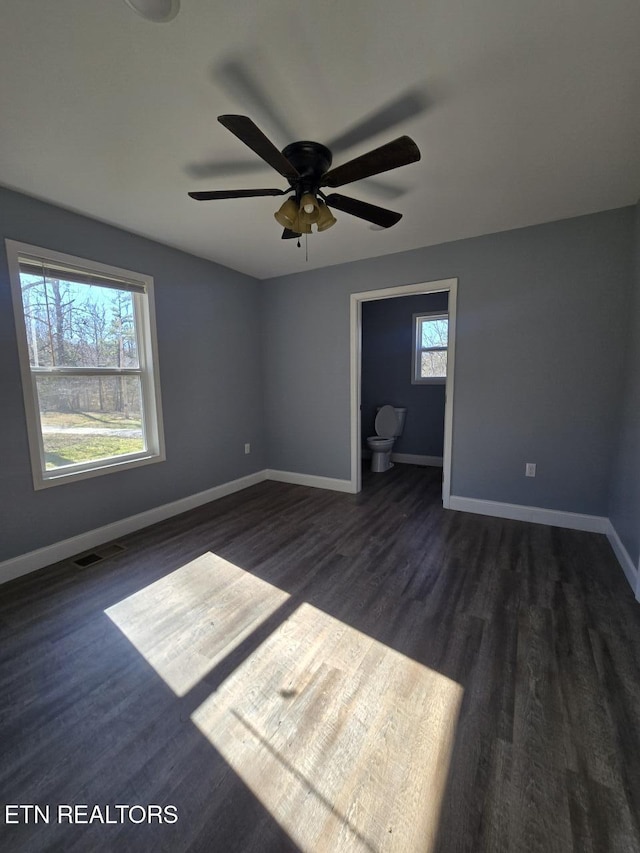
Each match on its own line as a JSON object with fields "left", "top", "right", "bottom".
{"left": 124, "top": 0, "right": 180, "bottom": 22}
{"left": 274, "top": 198, "right": 299, "bottom": 228}
{"left": 292, "top": 214, "right": 312, "bottom": 234}
{"left": 316, "top": 201, "right": 337, "bottom": 232}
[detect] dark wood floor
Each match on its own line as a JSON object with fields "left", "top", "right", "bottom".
{"left": 1, "top": 465, "right": 640, "bottom": 852}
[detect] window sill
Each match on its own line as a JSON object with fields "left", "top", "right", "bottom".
{"left": 34, "top": 450, "right": 165, "bottom": 490}
{"left": 411, "top": 377, "right": 447, "bottom": 385}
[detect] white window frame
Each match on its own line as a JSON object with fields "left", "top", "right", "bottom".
{"left": 412, "top": 311, "right": 448, "bottom": 385}
{"left": 6, "top": 239, "right": 165, "bottom": 489}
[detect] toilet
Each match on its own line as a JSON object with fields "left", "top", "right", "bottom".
{"left": 367, "top": 405, "right": 407, "bottom": 473}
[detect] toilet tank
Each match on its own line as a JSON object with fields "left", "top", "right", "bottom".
{"left": 393, "top": 407, "right": 407, "bottom": 437}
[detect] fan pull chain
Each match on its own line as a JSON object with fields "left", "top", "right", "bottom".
{"left": 294, "top": 235, "right": 309, "bottom": 263}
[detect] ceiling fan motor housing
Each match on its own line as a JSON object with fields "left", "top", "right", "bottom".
{"left": 282, "top": 141, "right": 332, "bottom": 196}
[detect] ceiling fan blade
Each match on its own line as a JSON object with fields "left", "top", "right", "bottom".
{"left": 324, "top": 193, "right": 402, "bottom": 229}
{"left": 359, "top": 178, "right": 406, "bottom": 201}
{"left": 188, "top": 188, "right": 286, "bottom": 200}
{"left": 322, "top": 136, "right": 420, "bottom": 188}
{"left": 327, "top": 88, "right": 429, "bottom": 154}
{"left": 218, "top": 115, "right": 300, "bottom": 181}
{"left": 185, "top": 159, "right": 269, "bottom": 180}
{"left": 214, "top": 58, "right": 296, "bottom": 144}
{"left": 281, "top": 229, "right": 301, "bottom": 240}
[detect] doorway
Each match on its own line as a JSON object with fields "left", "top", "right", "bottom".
{"left": 349, "top": 278, "right": 457, "bottom": 504}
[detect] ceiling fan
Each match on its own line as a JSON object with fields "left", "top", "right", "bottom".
{"left": 188, "top": 115, "right": 421, "bottom": 240}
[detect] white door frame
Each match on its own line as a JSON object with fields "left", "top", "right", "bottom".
{"left": 349, "top": 277, "right": 458, "bottom": 505}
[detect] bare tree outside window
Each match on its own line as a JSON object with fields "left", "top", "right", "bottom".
{"left": 413, "top": 313, "right": 448, "bottom": 383}
{"left": 8, "top": 241, "right": 164, "bottom": 488}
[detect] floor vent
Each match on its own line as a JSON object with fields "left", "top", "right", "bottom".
{"left": 71, "top": 542, "right": 126, "bottom": 569}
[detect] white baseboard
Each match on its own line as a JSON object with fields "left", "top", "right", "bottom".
{"left": 2, "top": 473, "right": 634, "bottom": 604}
{"left": 361, "top": 450, "right": 443, "bottom": 467}
{"left": 0, "top": 470, "right": 268, "bottom": 586}
{"left": 448, "top": 495, "right": 609, "bottom": 533}
{"left": 391, "top": 453, "right": 443, "bottom": 467}
{"left": 606, "top": 521, "right": 640, "bottom": 600}
{"left": 0, "top": 468, "right": 356, "bottom": 585}
{"left": 265, "top": 469, "right": 355, "bottom": 494}
{"left": 449, "top": 496, "right": 637, "bottom": 600}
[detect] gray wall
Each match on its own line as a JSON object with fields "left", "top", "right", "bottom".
{"left": 263, "top": 207, "right": 634, "bottom": 515}
{"left": 361, "top": 292, "right": 448, "bottom": 456}
{"left": 0, "top": 187, "right": 265, "bottom": 562}
{"left": 609, "top": 200, "right": 640, "bottom": 568}
{"left": 2, "top": 188, "right": 636, "bottom": 566}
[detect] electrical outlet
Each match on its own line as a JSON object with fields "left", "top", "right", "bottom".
{"left": 244, "top": 443, "right": 251, "bottom": 455}
{"left": 525, "top": 462, "right": 536, "bottom": 477}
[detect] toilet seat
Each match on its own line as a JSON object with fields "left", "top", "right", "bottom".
{"left": 374, "top": 404, "right": 398, "bottom": 438}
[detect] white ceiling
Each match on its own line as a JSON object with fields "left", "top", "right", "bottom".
{"left": 1, "top": 1, "right": 639, "bottom": 280}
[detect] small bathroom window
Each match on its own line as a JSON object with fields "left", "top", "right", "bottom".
{"left": 412, "top": 312, "right": 448, "bottom": 384}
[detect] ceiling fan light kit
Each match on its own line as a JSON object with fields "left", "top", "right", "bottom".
{"left": 188, "top": 115, "right": 421, "bottom": 243}
{"left": 124, "top": 0, "right": 180, "bottom": 22}
{"left": 274, "top": 198, "right": 299, "bottom": 229}
{"left": 316, "top": 200, "right": 337, "bottom": 232}
{"left": 275, "top": 195, "right": 333, "bottom": 235}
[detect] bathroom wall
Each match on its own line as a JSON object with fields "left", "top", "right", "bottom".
{"left": 361, "top": 292, "right": 449, "bottom": 458}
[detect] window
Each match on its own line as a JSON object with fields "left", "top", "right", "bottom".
{"left": 412, "top": 312, "right": 448, "bottom": 384}
{"left": 6, "top": 240, "right": 165, "bottom": 488}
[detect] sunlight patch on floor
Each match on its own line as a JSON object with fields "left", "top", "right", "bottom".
{"left": 105, "top": 552, "right": 289, "bottom": 696}
{"left": 191, "top": 601, "right": 463, "bottom": 853}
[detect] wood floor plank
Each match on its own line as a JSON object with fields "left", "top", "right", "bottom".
{"left": 1, "top": 465, "right": 640, "bottom": 852}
